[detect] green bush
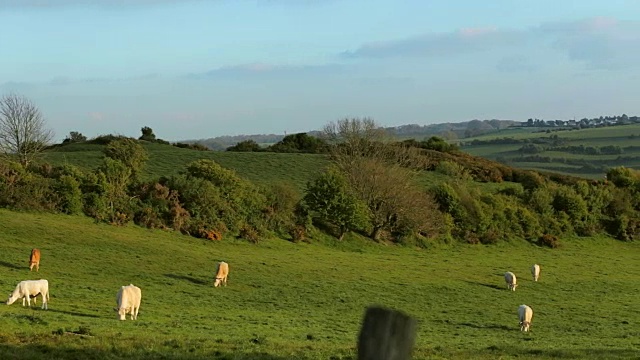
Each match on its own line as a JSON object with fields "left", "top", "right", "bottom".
{"left": 53, "top": 175, "right": 83, "bottom": 215}
{"left": 303, "top": 168, "right": 370, "bottom": 240}
{"left": 434, "top": 160, "right": 471, "bottom": 180}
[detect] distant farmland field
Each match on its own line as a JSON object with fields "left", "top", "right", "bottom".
{"left": 457, "top": 124, "right": 640, "bottom": 179}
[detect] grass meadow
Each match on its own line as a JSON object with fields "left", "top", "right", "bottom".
{"left": 1, "top": 210, "right": 639, "bottom": 359}
{"left": 42, "top": 143, "right": 330, "bottom": 191}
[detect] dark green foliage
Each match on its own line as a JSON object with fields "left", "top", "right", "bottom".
{"left": 517, "top": 170, "right": 546, "bottom": 192}
{"left": 164, "top": 174, "right": 230, "bottom": 236}
{"left": 139, "top": 126, "right": 156, "bottom": 141}
{"left": 267, "top": 133, "right": 329, "bottom": 153}
{"left": 0, "top": 160, "right": 56, "bottom": 211}
{"left": 62, "top": 131, "right": 87, "bottom": 144}
{"left": 400, "top": 136, "right": 459, "bottom": 153}
{"left": 226, "top": 139, "right": 263, "bottom": 152}
{"left": 172, "top": 142, "right": 210, "bottom": 151}
{"left": 103, "top": 138, "right": 149, "bottom": 181}
{"left": 86, "top": 134, "right": 130, "bottom": 145}
{"left": 263, "top": 182, "right": 301, "bottom": 235}
{"left": 606, "top": 166, "right": 639, "bottom": 188}
{"left": 53, "top": 175, "right": 83, "bottom": 215}
{"left": 303, "top": 168, "right": 370, "bottom": 240}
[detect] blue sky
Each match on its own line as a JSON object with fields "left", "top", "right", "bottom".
{"left": 1, "top": 0, "right": 639, "bottom": 141}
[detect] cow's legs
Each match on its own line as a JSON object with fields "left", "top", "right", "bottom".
{"left": 26, "top": 296, "right": 31, "bottom": 307}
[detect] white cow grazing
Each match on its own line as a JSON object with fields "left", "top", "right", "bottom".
{"left": 531, "top": 264, "right": 541, "bottom": 282}
{"left": 505, "top": 271, "right": 518, "bottom": 291}
{"left": 114, "top": 284, "right": 142, "bottom": 320}
{"left": 6, "top": 279, "right": 49, "bottom": 310}
{"left": 518, "top": 304, "right": 533, "bottom": 332}
{"left": 214, "top": 261, "right": 229, "bottom": 287}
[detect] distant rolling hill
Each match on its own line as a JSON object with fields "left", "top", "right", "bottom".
{"left": 457, "top": 123, "right": 640, "bottom": 179}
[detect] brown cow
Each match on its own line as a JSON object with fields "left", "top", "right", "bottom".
{"left": 29, "top": 249, "right": 41, "bottom": 272}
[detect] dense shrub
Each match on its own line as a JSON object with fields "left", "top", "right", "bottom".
{"left": 53, "top": 175, "right": 83, "bottom": 215}
{"left": 263, "top": 182, "right": 301, "bottom": 235}
{"left": 303, "top": 168, "right": 370, "bottom": 240}
{"left": 173, "top": 142, "right": 210, "bottom": 151}
{"left": 227, "top": 140, "right": 263, "bottom": 152}
{"left": 538, "top": 234, "right": 560, "bottom": 248}
{"left": 435, "top": 160, "right": 471, "bottom": 180}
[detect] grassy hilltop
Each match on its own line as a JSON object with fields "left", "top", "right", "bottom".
{"left": 1, "top": 209, "right": 639, "bottom": 360}
{"left": 41, "top": 142, "right": 331, "bottom": 191}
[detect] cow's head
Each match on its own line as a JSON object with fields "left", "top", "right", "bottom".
{"left": 519, "top": 321, "right": 531, "bottom": 332}
{"left": 511, "top": 283, "right": 518, "bottom": 291}
{"left": 214, "top": 278, "right": 222, "bottom": 287}
{"left": 113, "top": 307, "right": 126, "bottom": 320}
{"left": 6, "top": 293, "right": 18, "bottom": 305}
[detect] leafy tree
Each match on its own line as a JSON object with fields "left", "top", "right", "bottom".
{"left": 62, "top": 131, "right": 87, "bottom": 144}
{"left": 303, "top": 168, "right": 369, "bottom": 240}
{"left": 606, "top": 166, "right": 639, "bottom": 189}
{"left": 139, "top": 126, "right": 156, "bottom": 142}
{"left": 0, "top": 93, "right": 54, "bottom": 166}
{"left": 103, "top": 138, "right": 149, "bottom": 182}
{"left": 226, "top": 140, "right": 262, "bottom": 152}
{"left": 53, "top": 175, "right": 83, "bottom": 214}
{"left": 423, "top": 136, "right": 458, "bottom": 152}
{"left": 268, "top": 133, "right": 329, "bottom": 153}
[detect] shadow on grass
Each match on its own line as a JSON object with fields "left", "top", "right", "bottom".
{"left": 461, "top": 280, "right": 504, "bottom": 291}
{"left": 456, "top": 322, "right": 512, "bottom": 331}
{"left": 0, "top": 260, "right": 24, "bottom": 270}
{"left": 164, "top": 273, "right": 209, "bottom": 286}
{"left": 48, "top": 308, "right": 101, "bottom": 318}
{"left": 0, "top": 344, "right": 312, "bottom": 360}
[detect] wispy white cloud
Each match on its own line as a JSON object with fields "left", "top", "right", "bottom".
{"left": 341, "top": 27, "right": 527, "bottom": 59}
{"left": 185, "top": 63, "right": 349, "bottom": 79}
{"left": 0, "top": 81, "right": 35, "bottom": 92}
{"left": 341, "top": 17, "right": 640, "bottom": 71}
{"left": 537, "top": 17, "right": 640, "bottom": 70}
{"left": 47, "top": 73, "right": 159, "bottom": 86}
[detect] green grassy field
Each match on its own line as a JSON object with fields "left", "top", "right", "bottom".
{"left": 457, "top": 124, "right": 640, "bottom": 179}
{"left": 42, "top": 143, "right": 331, "bottom": 191}
{"left": 1, "top": 210, "right": 639, "bottom": 359}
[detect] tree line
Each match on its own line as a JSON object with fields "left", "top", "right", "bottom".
{"left": 1, "top": 94, "right": 639, "bottom": 246}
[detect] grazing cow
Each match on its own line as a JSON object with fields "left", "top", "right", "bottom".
{"left": 6, "top": 279, "right": 49, "bottom": 310}
{"left": 531, "top": 264, "right": 541, "bottom": 282}
{"left": 29, "top": 248, "right": 41, "bottom": 272}
{"left": 114, "top": 284, "right": 142, "bottom": 320}
{"left": 504, "top": 271, "right": 518, "bottom": 291}
{"left": 214, "top": 261, "right": 229, "bottom": 287}
{"left": 518, "top": 304, "right": 533, "bottom": 332}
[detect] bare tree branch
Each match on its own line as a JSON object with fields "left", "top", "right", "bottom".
{"left": 0, "top": 93, "right": 54, "bottom": 166}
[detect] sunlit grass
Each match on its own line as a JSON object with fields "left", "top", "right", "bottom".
{"left": 1, "top": 210, "right": 638, "bottom": 359}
